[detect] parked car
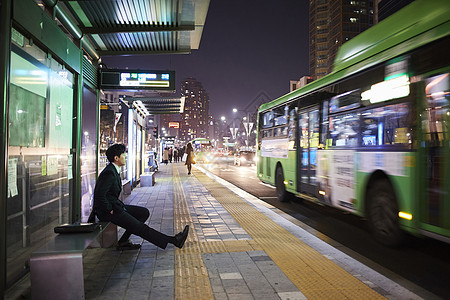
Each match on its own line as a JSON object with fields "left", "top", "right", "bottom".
{"left": 234, "top": 151, "right": 256, "bottom": 166}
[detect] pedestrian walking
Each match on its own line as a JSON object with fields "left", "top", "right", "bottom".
{"left": 163, "top": 147, "right": 169, "bottom": 165}
{"left": 185, "top": 142, "right": 196, "bottom": 175}
{"left": 173, "top": 148, "right": 179, "bottom": 162}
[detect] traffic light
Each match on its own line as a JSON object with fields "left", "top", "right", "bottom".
{"left": 153, "top": 126, "right": 158, "bottom": 138}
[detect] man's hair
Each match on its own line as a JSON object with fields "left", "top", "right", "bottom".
{"left": 106, "top": 144, "right": 126, "bottom": 163}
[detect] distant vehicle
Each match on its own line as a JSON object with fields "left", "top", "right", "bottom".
{"left": 213, "top": 149, "right": 229, "bottom": 157}
{"left": 234, "top": 151, "right": 256, "bottom": 166}
{"left": 190, "top": 138, "right": 212, "bottom": 162}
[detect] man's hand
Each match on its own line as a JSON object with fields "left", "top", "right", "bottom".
{"left": 110, "top": 210, "right": 114, "bottom": 215}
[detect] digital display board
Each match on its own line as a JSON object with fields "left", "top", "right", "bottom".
{"left": 100, "top": 69, "right": 175, "bottom": 91}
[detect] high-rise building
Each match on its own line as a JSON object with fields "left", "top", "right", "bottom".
{"left": 375, "top": 0, "right": 414, "bottom": 23}
{"left": 309, "top": 0, "right": 374, "bottom": 80}
{"left": 180, "top": 77, "right": 210, "bottom": 142}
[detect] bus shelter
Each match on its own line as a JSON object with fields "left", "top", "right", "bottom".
{"left": 0, "top": 0, "right": 210, "bottom": 293}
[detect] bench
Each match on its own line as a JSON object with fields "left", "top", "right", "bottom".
{"left": 30, "top": 222, "right": 117, "bottom": 300}
{"left": 122, "top": 179, "right": 131, "bottom": 194}
{"left": 120, "top": 179, "right": 131, "bottom": 200}
{"left": 140, "top": 172, "right": 155, "bottom": 187}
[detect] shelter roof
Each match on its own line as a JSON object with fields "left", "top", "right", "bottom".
{"left": 57, "top": 0, "right": 210, "bottom": 57}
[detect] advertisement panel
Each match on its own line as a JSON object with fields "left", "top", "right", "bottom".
{"left": 261, "top": 138, "right": 289, "bottom": 159}
{"left": 317, "top": 150, "right": 356, "bottom": 211}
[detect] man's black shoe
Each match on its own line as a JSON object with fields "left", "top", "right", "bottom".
{"left": 116, "top": 241, "right": 141, "bottom": 251}
{"left": 173, "top": 225, "right": 189, "bottom": 248}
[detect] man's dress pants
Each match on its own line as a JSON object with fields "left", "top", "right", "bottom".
{"left": 98, "top": 204, "right": 171, "bottom": 249}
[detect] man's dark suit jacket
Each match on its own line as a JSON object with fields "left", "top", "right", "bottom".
{"left": 93, "top": 163, "right": 126, "bottom": 215}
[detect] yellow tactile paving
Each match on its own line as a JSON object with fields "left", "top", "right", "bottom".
{"left": 173, "top": 166, "right": 214, "bottom": 300}
{"left": 190, "top": 169, "right": 386, "bottom": 300}
{"left": 199, "top": 239, "right": 263, "bottom": 253}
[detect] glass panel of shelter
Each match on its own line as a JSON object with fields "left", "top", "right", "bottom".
{"left": 7, "top": 34, "right": 74, "bottom": 285}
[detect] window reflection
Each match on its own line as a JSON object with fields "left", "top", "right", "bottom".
{"left": 329, "top": 113, "right": 359, "bottom": 147}
{"left": 361, "top": 103, "right": 412, "bottom": 146}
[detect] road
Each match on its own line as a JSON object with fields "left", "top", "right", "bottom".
{"left": 199, "top": 156, "right": 450, "bottom": 300}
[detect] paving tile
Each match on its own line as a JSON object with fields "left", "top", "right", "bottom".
{"left": 214, "top": 292, "right": 229, "bottom": 300}
{"left": 219, "top": 272, "right": 243, "bottom": 280}
{"left": 224, "top": 284, "right": 252, "bottom": 295}
{"left": 153, "top": 269, "right": 174, "bottom": 277}
{"left": 228, "top": 294, "right": 254, "bottom": 300}
{"left": 278, "top": 291, "right": 308, "bottom": 300}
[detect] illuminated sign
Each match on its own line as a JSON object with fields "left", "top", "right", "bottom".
{"left": 361, "top": 75, "right": 410, "bottom": 104}
{"left": 385, "top": 57, "right": 408, "bottom": 80}
{"left": 168, "top": 122, "right": 179, "bottom": 129}
{"left": 100, "top": 69, "right": 175, "bottom": 91}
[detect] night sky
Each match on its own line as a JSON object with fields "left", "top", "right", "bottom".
{"left": 103, "top": 0, "right": 310, "bottom": 119}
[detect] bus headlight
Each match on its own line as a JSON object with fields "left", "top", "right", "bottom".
{"left": 398, "top": 211, "right": 412, "bottom": 220}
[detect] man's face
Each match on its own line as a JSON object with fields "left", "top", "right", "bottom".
{"left": 115, "top": 152, "right": 127, "bottom": 167}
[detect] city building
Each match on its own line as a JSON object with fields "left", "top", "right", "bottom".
{"left": 290, "top": 76, "right": 313, "bottom": 92}
{"left": 180, "top": 78, "right": 210, "bottom": 142}
{"left": 309, "top": 0, "right": 374, "bottom": 80}
{"left": 208, "top": 115, "right": 220, "bottom": 145}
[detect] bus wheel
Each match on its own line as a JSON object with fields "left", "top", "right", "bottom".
{"left": 275, "top": 166, "right": 293, "bottom": 202}
{"left": 367, "top": 179, "right": 404, "bottom": 247}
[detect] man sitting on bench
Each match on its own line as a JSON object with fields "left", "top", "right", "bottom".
{"left": 93, "top": 143, "right": 189, "bottom": 251}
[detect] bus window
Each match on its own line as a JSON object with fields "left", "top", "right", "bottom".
{"left": 262, "top": 111, "right": 274, "bottom": 128}
{"left": 321, "top": 100, "right": 329, "bottom": 146}
{"left": 274, "top": 126, "right": 288, "bottom": 137}
{"left": 299, "top": 112, "right": 308, "bottom": 148}
{"left": 262, "top": 129, "right": 273, "bottom": 138}
{"left": 309, "top": 110, "right": 320, "bottom": 148}
{"left": 274, "top": 105, "right": 288, "bottom": 126}
{"left": 288, "top": 107, "right": 296, "bottom": 142}
{"left": 299, "top": 112, "right": 309, "bottom": 184}
{"left": 329, "top": 89, "right": 361, "bottom": 114}
{"left": 309, "top": 109, "right": 320, "bottom": 184}
{"left": 423, "top": 73, "right": 449, "bottom": 227}
{"left": 329, "top": 113, "right": 359, "bottom": 147}
{"left": 361, "top": 103, "right": 411, "bottom": 146}
{"left": 423, "top": 73, "right": 449, "bottom": 146}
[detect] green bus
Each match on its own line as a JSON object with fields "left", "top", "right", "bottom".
{"left": 256, "top": 0, "right": 449, "bottom": 246}
{"left": 190, "top": 138, "right": 213, "bottom": 162}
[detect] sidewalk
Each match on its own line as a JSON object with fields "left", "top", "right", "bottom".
{"left": 7, "top": 162, "right": 424, "bottom": 299}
